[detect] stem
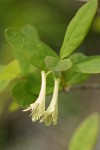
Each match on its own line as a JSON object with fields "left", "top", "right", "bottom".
{"left": 64, "top": 83, "right": 100, "bottom": 92}
{"left": 50, "top": 78, "right": 60, "bottom": 106}
{"left": 46, "top": 71, "right": 52, "bottom": 77}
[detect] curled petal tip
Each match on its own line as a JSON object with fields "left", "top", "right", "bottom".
{"left": 23, "top": 106, "right": 31, "bottom": 112}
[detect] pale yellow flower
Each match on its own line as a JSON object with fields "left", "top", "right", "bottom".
{"left": 40, "top": 78, "right": 60, "bottom": 126}
{"left": 23, "top": 71, "right": 46, "bottom": 122}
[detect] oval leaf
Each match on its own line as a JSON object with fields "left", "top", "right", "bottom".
{"left": 20, "top": 24, "right": 40, "bottom": 41}
{"left": 72, "top": 56, "right": 100, "bottom": 73}
{"left": 69, "top": 113, "right": 99, "bottom": 150}
{"left": 60, "top": 0, "right": 98, "bottom": 59}
{"left": 45, "top": 56, "right": 72, "bottom": 72}
{"left": 5, "top": 25, "right": 58, "bottom": 70}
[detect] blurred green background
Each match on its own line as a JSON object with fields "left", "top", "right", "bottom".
{"left": 0, "top": 0, "right": 100, "bottom": 149}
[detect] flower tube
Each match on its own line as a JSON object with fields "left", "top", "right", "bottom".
{"left": 23, "top": 71, "right": 46, "bottom": 122}
{"left": 40, "top": 78, "right": 60, "bottom": 126}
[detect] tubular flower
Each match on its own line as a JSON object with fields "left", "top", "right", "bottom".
{"left": 23, "top": 71, "right": 46, "bottom": 122}
{"left": 40, "top": 78, "right": 60, "bottom": 126}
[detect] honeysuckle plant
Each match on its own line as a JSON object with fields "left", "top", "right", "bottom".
{"left": 0, "top": 0, "right": 99, "bottom": 126}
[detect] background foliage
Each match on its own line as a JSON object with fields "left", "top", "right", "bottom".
{"left": 0, "top": 0, "right": 100, "bottom": 149}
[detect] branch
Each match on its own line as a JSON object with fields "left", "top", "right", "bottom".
{"left": 64, "top": 83, "right": 100, "bottom": 92}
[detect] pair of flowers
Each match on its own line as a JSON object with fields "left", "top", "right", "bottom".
{"left": 23, "top": 71, "right": 60, "bottom": 126}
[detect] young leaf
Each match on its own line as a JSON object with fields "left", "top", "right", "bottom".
{"left": 72, "top": 56, "right": 100, "bottom": 73}
{"left": 60, "top": 0, "right": 98, "bottom": 59}
{"left": 45, "top": 56, "right": 72, "bottom": 72}
{"left": 0, "top": 59, "right": 21, "bottom": 80}
{"left": 69, "top": 113, "right": 99, "bottom": 150}
{"left": 5, "top": 25, "right": 58, "bottom": 70}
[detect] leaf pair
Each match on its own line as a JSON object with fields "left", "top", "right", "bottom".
{"left": 45, "top": 56, "right": 72, "bottom": 72}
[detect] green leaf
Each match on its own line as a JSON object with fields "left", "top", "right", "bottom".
{"left": 20, "top": 24, "right": 40, "bottom": 41}
{"left": 26, "top": 72, "right": 54, "bottom": 95}
{"left": 0, "top": 59, "right": 21, "bottom": 80}
{"left": 63, "top": 70, "right": 89, "bottom": 86}
{"left": 5, "top": 25, "right": 58, "bottom": 70}
{"left": 15, "top": 25, "right": 39, "bottom": 76}
{"left": 69, "top": 113, "right": 99, "bottom": 150}
{"left": 0, "top": 80, "right": 10, "bottom": 92}
{"left": 12, "top": 71, "right": 54, "bottom": 107}
{"left": 15, "top": 52, "right": 32, "bottom": 76}
{"left": 63, "top": 53, "right": 89, "bottom": 85}
{"left": 25, "top": 72, "right": 41, "bottom": 95}
{"left": 12, "top": 81, "right": 37, "bottom": 107}
{"left": 0, "top": 65, "right": 4, "bottom": 72}
{"left": 60, "top": 0, "right": 98, "bottom": 59}
{"left": 69, "top": 53, "right": 87, "bottom": 64}
{"left": 0, "top": 65, "right": 10, "bottom": 92}
{"left": 72, "top": 56, "right": 100, "bottom": 73}
{"left": 46, "top": 73, "right": 55, "bottom": 95}
{"left": 45, "top": 56, "right": 72, "bottom": 72}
